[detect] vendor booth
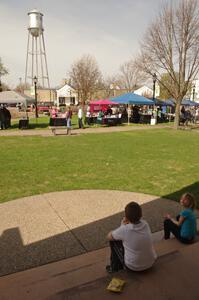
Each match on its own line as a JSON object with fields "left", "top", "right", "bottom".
{"left": 0, "top": 91, "right": 35, "bottom": 129}
{"left": 89, "top": 99, "right": 118, "bottom": 113}
{"left": 88, "top": 99, "right": 121, "bottom": 126}
{"left": 111, "top": 92, "right": 154, "bottom": 106}
{"left": 111, "top": 93, "right": 154, "bottom": 124}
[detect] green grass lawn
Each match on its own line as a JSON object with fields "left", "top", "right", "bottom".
{"left": 0, "top": 128, "right": 199, "bottom": 205}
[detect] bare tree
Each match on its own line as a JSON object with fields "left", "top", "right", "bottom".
{"left": 69, "top": 54, "right": 102, "bottom": 105}
{"left": 119, "top": 59, "right": 147, "bottom": 92}
{"left": 101, "top": 75, "right": 121, "bottom": 98}
{"left": 0, "top": 57, "right": 8, "bottom": 92}
{"left": 137, "top": 0, "right": 199, "bottom": 129}
{"left": 15, "top": 82, "right": 31, "bottom": 93}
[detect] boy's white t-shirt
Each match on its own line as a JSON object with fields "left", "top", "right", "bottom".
{"left": 112, "top": 220, "right": 157, "bottom": 271}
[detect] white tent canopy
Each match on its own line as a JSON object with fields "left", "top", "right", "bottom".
{"left": 0, "top": 91, "right": 35, "bottom": 104}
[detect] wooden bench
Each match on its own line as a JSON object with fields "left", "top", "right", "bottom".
{"left": 49, "top": 118, "right": 67, "bottom": 135}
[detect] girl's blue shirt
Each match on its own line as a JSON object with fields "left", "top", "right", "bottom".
{"left": 180, "top": 208, "right": 197, "bottom": 238}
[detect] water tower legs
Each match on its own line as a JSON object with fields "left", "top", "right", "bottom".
{"left": 25, "top": 31, "right": 50, "bottom": 89}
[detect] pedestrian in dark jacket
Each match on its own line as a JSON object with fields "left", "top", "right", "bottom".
{"left": 3, "top": 106, "right": 11, "bottom": 128}
{"left": 0, "top": 106, "right": 6, "bottom": 130}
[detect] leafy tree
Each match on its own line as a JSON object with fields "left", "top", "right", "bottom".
{"left": 0, "top": 58, "right": 8, "bottom": 92}
{"left": 1, "top": 82, "right": 11, "bottom": 91}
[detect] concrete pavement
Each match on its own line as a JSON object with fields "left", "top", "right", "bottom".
{"left": 0, "top": 190, "right": 184, "bottom": 277}
{"left": 1, "top": 237, "right": 199, "bottom": 300}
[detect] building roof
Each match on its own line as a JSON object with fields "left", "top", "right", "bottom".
{"left": 134, "top": 86, "right": 153, "bottom": 95}
{"left": 0, "top": 91, "right": 35, "bottom": 104}
{"left": 56, "top": 84, "right": 76, "bottom": 92}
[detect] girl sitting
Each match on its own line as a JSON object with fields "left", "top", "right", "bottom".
{"left": 164, "top": 193, "right": 197, "bottom": 244}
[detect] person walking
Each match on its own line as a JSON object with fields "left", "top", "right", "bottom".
{"left": 78, "top": 106, "right": 84, "bottom": 129}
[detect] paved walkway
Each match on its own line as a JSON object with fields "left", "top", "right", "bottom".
{"left": 0, "top": 124, "right": 172, "bottom": 137}
{"left": 1, "top": 242, "right": 199, "bottom": 300}
{"left": 0, "top": 190, "right": 184, "bottom": 277}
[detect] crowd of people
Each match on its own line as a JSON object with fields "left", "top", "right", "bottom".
{"left": 180, "top": 106, "right": 199, "bottom": 125}
{"left": 0, "top": 105, "right": 11, "bottom": 130}
{"left": 48, "top": 103, "right": 199, "bottom": 131}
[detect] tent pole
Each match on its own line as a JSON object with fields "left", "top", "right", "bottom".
{"left": 128, "top": 104, "right": 129, "bottom": 125}
{"left": 25, "top": 100, "right": 28, "bottom": 119}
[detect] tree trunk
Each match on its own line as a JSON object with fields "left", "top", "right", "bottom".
{"left": 174, "top": 100, "right": 181, "bottom": 129}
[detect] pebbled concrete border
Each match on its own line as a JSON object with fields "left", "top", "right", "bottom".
{"left": 0, "top": 189, "right": 182, "bottom": 276}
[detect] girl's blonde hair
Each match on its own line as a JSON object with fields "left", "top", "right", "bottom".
{"left": 182, "top": 193, "right": 196, "bottom": 209}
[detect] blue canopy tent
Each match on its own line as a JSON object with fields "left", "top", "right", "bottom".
{"left": 111, "top": 93, "right": 154, "bottom": 125}
{"left": 111, "top": 92, "right": 154, "bottom": 106}
{"left": 182, "top": 99, "right": 199, "bottom": 106}
{"left": 163, "top": 99, "right": 175, "bottom": 106}
{"left": 165, "top": 99, "right": 199, "bottom": 106}
{"left": 153, "top": 98, "right": 174, "bottom": 106}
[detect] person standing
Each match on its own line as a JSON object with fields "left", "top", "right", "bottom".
{"left": 0, "top": 105, "right": 6, "bottom": 130}
{"left": 3, "top": 106, "right": 11, "bottom": 128}
{"left": 66, "top": 106, "right": 72, "bottom": 135}
{"left": 78, "top": 106, "right": 84, "bottom": 129}
{"left": 85, "top": 108, "right": 91, "bottom": 125}
{"left": 51, "top": 106, "right": 57, "bottom": 118}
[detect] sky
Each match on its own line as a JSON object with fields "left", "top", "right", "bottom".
{"left": 0, "top": 0, "right": 167, "bottom": 88}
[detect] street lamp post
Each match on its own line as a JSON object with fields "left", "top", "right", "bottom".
{"left": 192, "top": 84, "right": 196, "bottom": 101}
{"left": 33, "top": 76, "right": 38, "bottom": 118}
{"left": 0, "top": 75, "right": 2, "bottom": 92}
{"left": 152, "top": 73, "right": 157, "bottom": 123}
{"left": 19, "top": 77, "right": 22, "bottom": 93}
{"left": 152, "top": 73, "right": 157, "bottom": 101}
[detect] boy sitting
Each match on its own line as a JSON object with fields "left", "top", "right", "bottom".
{"left": 106, "top": 202, "right": 157, "bottom": 273}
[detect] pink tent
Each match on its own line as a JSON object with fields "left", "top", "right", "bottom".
{"left": 89, "top": 99, "right": 118, "bottom": 112}
{"left": 90, "top": 99, "right": 118, "bottom": 105}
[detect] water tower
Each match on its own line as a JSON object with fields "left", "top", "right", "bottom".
{"left": 25, "top": 9, "right": 50, "bottom": 88}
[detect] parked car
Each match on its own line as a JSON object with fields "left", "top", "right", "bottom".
{"left": 38, "top": 102, "right": 51, "bottom": 115}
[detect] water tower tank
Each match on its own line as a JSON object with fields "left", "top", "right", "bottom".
{"left": 28, "top": 9, "right": 43, "bottom": 37}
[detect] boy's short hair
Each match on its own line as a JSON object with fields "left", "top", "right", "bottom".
{"left": 125, "top": 202, "right": 142, "bottom": 223}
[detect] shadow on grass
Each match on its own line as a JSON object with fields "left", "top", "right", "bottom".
{"left": 11, "top": 121, "right": 49, "bottom": 130}
{"left": 163, "top": 182, "right": 199, "bottom": 206}
{"left": 28, "top": 123, "right": 49, "bottom": 129}
{"left": 0, "top": 197, "right": 181, "bottom": 277}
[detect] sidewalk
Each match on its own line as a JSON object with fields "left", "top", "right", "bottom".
{"left": 1, "top": 236, "right": 199, "bottom": 300}
{"left": 0, "top": 124, "right": 172, "bottom": 137}
{"left": 0, "top": 190, "right": 184, "bottom": 277}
